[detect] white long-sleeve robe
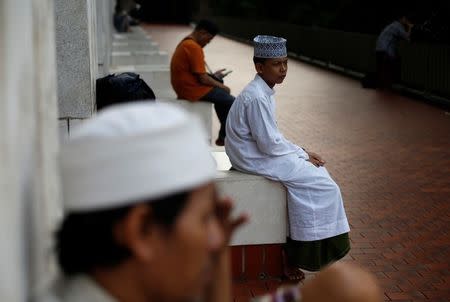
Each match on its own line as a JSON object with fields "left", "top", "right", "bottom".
{"left": 225, "top": 74, "right": 350, "bottom": 241}
{"left": 38, "top": 275, "right": 116, "bottom": 302}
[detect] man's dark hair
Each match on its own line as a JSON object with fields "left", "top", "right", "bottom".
{"left": 404, "top": 13, "right": 417, "bottom": 24}
{"left": 253, "top": 56, "right": 268, "bottom": 65}
{"left": 195, "top": 19, "right": 219, "bottom": 36}
{"left": 56, "top": 191, "right": 188, "bottom": 276}
{"left": 396, "top": 11, "right": 417, "bottom": 23}
{"left": 96, "top": 72, "right": 156, "bottom": 111}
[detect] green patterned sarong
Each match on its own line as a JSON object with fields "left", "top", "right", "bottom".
{"left": 285, "top": 233, "right": 350, "bottom": 271}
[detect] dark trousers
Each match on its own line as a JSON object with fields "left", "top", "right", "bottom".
{"left": 200, "top": 87, "right": 235, "bottom": 139}
{"left": 376, "top": 51, "right": 400, "bottom": 89}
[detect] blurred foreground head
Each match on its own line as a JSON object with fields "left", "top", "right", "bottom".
{"left": 56, "top": 102, "right": 224, "bottom": 301}
{"left": 302, "top": 262, "right": 383, "bottom": 302}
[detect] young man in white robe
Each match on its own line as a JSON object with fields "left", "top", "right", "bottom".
{"left": 225, "top": 35, "right": 351, "bottom": 281}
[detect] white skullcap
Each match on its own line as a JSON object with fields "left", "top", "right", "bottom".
{"left": 60, "top": 102, "right": 216, "bottom": 212}
{"left": 253, "top": 35, "right": 287, "bottom": 58}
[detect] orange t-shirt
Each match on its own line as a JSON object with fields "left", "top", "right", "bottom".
{"left": 170, "top": 38, "right": 213, "bottom": 101}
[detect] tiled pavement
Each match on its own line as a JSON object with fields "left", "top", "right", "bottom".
{"left": 144, "top": 24, "right": 450, "bottom": 301}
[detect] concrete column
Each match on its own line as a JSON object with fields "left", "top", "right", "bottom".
{"left": 96, "top": 0, "right": 113, "bottom": 76}
{"left": 55, "top": 0, "right": 98, "bottom": 118}
{"left": 0, "top": 0, "right": 60, "bottom": 300}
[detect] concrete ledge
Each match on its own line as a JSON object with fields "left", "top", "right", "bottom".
{"left": 212, "top": 152, "right": 287, "bottom": 246}
{"left": 156, "top": 99, "right": 213, "bottom": 142}
{"left": 113, "top": 32, "right": 152, "bottom": 41}
{"left": 130, "top": 26, "right": 147, "bottom": 35}
{"left": 138, "top": 68, "right": 175, "bottom": 99}
{"left": 113, "top": 41, "right": 159, "bottom": 52}
{"left": 59, "top": 118, "right": 85, "bottom": 141}
{"left": 111, "top": 51, "right": 168, "bottom": 66}
{"left": 69, "top": 118, "right": 84, "bottom": 132}
{"left": 109, "top": 64, "right": 170, "bottom": 72}
{"left": 59, "top": 119, "right": 69, "bottom": 141}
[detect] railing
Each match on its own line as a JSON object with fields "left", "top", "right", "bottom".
{"left": 400, "top": 42, "right": 450, "bottom": 97}
{"left": 214, "top": 16, "right": 450, "bottom": 99}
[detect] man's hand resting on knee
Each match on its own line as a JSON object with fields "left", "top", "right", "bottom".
{"left": 306, "top": 151, "right": 326, "bottom": 167}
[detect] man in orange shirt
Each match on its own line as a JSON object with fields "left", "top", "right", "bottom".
{"left": 170, "top": 20, "right": 234, "bottom": 146}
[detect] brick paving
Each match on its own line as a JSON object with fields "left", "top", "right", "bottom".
{"left": 144, "top": 24, "right": 450, "bottom": 302}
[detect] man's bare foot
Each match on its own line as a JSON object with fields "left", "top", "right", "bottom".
{"left": 282, "top": 249, "right": 305, "bottom": 282}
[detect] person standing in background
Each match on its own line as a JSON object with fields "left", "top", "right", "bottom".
{"left": 375, "top": 14, "right": 415, "bottom": 89}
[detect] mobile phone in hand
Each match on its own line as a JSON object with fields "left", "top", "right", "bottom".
{"left": 222, "top": 70, "right": 233, "bottom": 77}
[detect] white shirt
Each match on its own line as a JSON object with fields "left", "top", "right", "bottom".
{"left": 225, "top": 74, "right": 349, "bottom": 241}
{"left": 225, "top": 74, "right": 308, "bottom": 173}
{"left": 39, "top": 275, "right": 117, "bottom": 302}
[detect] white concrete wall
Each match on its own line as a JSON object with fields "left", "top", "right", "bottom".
{"left": 212, "top": 152, "right": 287, "bottom": 245}
{"left": 0, "top": 0, "right": 61, "bottom": 301}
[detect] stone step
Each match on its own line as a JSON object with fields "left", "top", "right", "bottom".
{"left": 109, "top": 65, "right": 176, "bottom": 99}
{"left": 130, "top": 26, "right": 148, "bottom": 35}
{"left": 113, "top": 32, "right": 152, "bottom": 41}
{"left": 112, "top": 41, "right": 159, "bottom": 52}
{"left": 111, "top": 51, "right": 168, "bottom": 66}
{"left": 212, "top": 151, "right": 287, "bottom": 246}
